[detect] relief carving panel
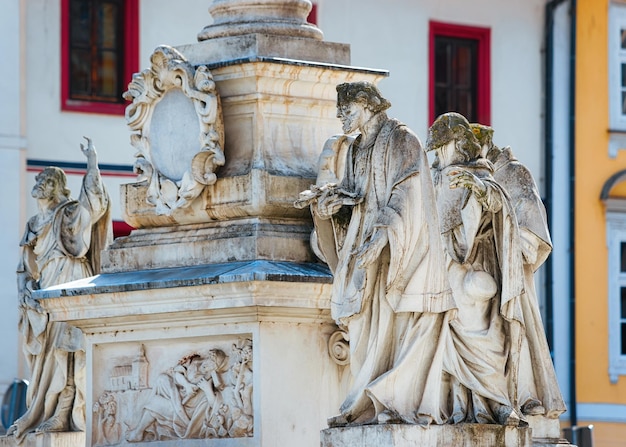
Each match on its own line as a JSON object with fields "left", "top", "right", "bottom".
{"left": 92, "top": 337, "right": 253, "bottom": 445}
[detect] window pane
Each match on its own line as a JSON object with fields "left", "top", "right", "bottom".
{"left": 621, "top": 242, "right": 626, "bottom": 271}
{"left": 70, "top": 0, "right": 91, "bottom": 46}
{"left": 454, "top": 45, "right": 473, "bottom": 86}
{"left": 99, "top": 2, "right": 119, "bottom": 49}
{"left": 621, "top": 28, "right": 626, "bottom": 50}
{"left": 622, "top": 287, "right": 626, "bottom": 319}
{"left": 622, "top": 323, "right": 626, "bottom": 355}
{"left": 68, "top": 0, "right": 125, "bottom": 104}
{"left": 70, "top": 49, "right": 92, "bottom": 96}
{"left": 456, "top": 89, "right": 473, "bottom": 120}
{"left": 434, "top": 36, "right": 478, "bottom": 122}
{"left": 435, "top": 86, "right": 450, "bottom": 118}
{"left": 98, "top": 51, "right": 119, "bottom": 98}
{"left": 435, "top": 41, "right": 450, "bottom": 84}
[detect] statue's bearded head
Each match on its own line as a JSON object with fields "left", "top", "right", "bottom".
{"left": 32, "top": 167, "right": 70, "bottom": 201}
{"left": 336, "top": 81, "right": 391, "bottom": 135}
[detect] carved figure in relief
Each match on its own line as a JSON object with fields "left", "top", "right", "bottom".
{"left": 427, "top": 113, "right": 525, "bottom": 425}
{"left": 10, "top": 137, "right": 111, "bottom": 441}
{"left": 473, "top": 124, "right": 566, "bottom": 418}
{"left": 93, "top": 392, "right": 122, "bottom": 446}
{"left": 230, "top": 338, "right": 253, "bottom": 418}
{"left": 298, "top": 82, "right": 455, "bottom": 426}
{"left": 126, "top": 345, "right": 252, "bottom": 442}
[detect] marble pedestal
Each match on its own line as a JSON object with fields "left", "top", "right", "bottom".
{"left": 321, "top": 424, "right": 534, "bottom": 447}
{"left": 320, "top": 418, "right": 573, "bottom": 447}
{"left": 0, "top": 433, "right": 85, "bottom": 447}
{"left": 35, "top": 260, "right": 345, "bottom": 447}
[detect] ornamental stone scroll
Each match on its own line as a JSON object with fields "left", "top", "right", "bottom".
{"left": 123, "top": 45, "right": 225, "bottom": 215}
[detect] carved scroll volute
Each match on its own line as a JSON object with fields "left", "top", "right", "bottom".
{"left": 328, "top": 329, "right": 350, "bottom": 366}
{"left": 123, "top": 45, "right": 225, "bottom": 215}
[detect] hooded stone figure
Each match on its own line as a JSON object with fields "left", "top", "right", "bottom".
{"left": 11, "top": 137, "right": 111, "bottom": 442}
{"left": 304, "top": 81, "right": 455, "bottom": 426}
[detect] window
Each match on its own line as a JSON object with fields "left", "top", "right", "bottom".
{"left": 609, "top": 2, "right": 626, "bottom": 156}
{"left": 61, "top": 0, "right": 139, "bottom": 114}
{"left": 607, "top": 208, "right": 626, "bottom": 383}
{"left": 429, "top": 21, "right": 490, "bottom": 125}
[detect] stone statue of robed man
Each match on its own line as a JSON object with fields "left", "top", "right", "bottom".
{"left": 10, "top": 137, "right": 112, "bottom": 441}
{"left": 298, "top": 82, "right": 455, "bottom": 426}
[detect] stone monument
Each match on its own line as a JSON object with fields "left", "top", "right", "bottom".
{"left": 2, "top": 1, "right": 386, "bottom": 447}
{"left": 310, "top": 109, "right": 571, "bottom": 446}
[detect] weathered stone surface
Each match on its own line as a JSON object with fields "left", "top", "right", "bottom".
{"left": 37, "top": 260, "right": 331, "bottom": 302}
{"left": 12, "top": 139, "right": 111, "bottom": 441}
{"left": 311, "top": 100, "right": 572, "bottom": 445}
{"left": 198, "top": 0, "right": 323, "bottom": 41}
{"left": 101, "top": 218, "right": 317, "bottom": 272}
{"left": 123, "top": 45, "right": 225, "bottom": 215}
{"left": 38, "top": 270, "right": 342, "bottom": 447}
{"left": 320, "top": 424, "right": 533, "bottom": 447}
{"left": 0, "top": 432, "right": 85, "bottom": 447}
{"left": 121, "top": 59, "right": 386, "bottom": 229}
{"left": 302, "top": 81, "right": 455, "bottom": 427}
{"left": 179, "top": 34, "right": 350, "bottom": 66}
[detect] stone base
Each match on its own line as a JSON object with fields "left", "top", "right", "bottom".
{"left": 101, "top": 217, "right": 317, "bottom": 272}
{"left": 527, "top": 416, "right": 572, "bottom": 446}
{"left": 321, "top": 424, "right": 533, "bottom": 447}
{"left": 179, "top": 33, "right": 350, "bottom": 66}
{"left": 0, "top": 432, "right": 85, "bottom": 447}
{"left": 320, "top": 423, "right": 576, "bottom": 447}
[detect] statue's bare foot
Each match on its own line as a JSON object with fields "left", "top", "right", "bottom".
{"left": 36, "top": 415, "right": 68, "bottom": 433}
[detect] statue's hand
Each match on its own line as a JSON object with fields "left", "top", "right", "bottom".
{"left": 355, "top": 228, "right": 388, "bottom": 269}
{"left": 80, "top": 136, "right": 97, "bottom": 162}
{"left": 447, "top": 168, "right": 487, "bottom": 199}
{"left": 316, "top": 192, "right": 345, "bottom": 219}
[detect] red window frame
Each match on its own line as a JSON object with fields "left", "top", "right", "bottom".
{"left": 61, "top": 0, "right": 139, "bottom": 115}
{"left": 428, "top": 21, "right": 491, "bottom": 125}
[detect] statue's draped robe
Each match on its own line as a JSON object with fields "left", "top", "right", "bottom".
{"left": 491, "top": 148, "right": 566, "bottom": 417}
{"left": 434, "top": 162, "right": 525, "bottom": 423}
{"left": 15, "top": 169, "right": 110, "bottom": 440}
{"left": 314, "top": 118, "right": 454, "bottom": 424}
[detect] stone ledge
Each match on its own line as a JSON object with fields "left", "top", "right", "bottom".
{"left": 321, "top": 424, "right": 533, "bottom": 447}
{"left": 36, "top": 260, "right": 332, "bottom": 299}
{"left": 177, "top": 33, "right": 351, "bottom": 66}
{"left": 0, "top": 432, "right": 85, "bottom": 447}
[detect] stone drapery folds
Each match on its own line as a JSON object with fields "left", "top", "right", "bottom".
{"left": 299, "top": 85, "right": 565, "bottom": 429}
{"left": 12, "top": 138, "right": 112, "bottom": 442}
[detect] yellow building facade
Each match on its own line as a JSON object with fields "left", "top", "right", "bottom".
{"left": 576, "top": 0, "right": 626, "bottom": 445}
